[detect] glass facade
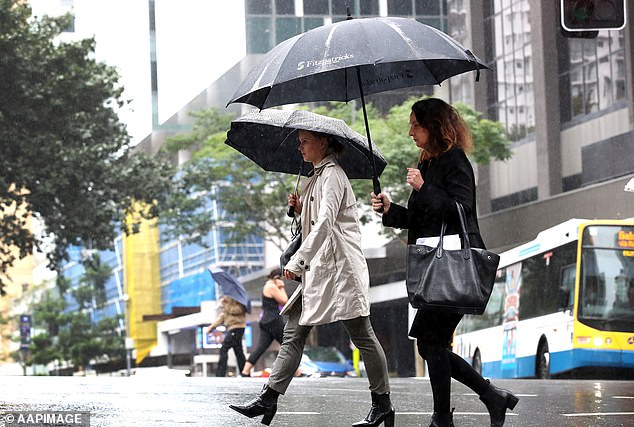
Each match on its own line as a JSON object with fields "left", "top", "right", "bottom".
{"left": 559, "top": 31, "right": 626, "bottom": 122}
{"left": 159, "top": 227, "right": 264, "bottom": 312}
{"left": 62, "top": 200, "right": 264, "bottom": 328}
{"left": 485, "top": 0, "right": 535, "bottom": 142}
{"left": 245, "top": 0, "right": 449, "bottom": 53}
{"left": 60, "top": 237, "right": 125, "bottom": 330}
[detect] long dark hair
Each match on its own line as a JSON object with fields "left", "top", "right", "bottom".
{"left": 411, "top": 98, "right": 472, "bottom": 162}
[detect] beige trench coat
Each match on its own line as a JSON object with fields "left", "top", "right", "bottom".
{"left": 284, "top": 155, "right": 370, "bottom": 326}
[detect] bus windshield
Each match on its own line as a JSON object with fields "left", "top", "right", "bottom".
{"left": 578, "top": 225, "right": 634, "bottom": 332}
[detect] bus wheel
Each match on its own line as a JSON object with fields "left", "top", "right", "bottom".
{"left": 536, "top": 341, "right": 550, "bottom": 379}
{"left": 472, "top": 349, "right": 482, "bottom": 375}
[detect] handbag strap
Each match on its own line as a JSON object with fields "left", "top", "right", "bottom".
{"left": 456, "top": 201, "right": 472, "bottom": 258}
{"left": 435, "top": 201, "right": 471, "bottom": 260}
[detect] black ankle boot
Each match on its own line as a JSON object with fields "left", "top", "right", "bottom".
{"left": 352, "top": 392, "right": 395, "bottom": 427}
{"left": 479, "top": 380, "right": 519, "bottom": 427}
{"left": 229, "top": 384, "right": 280, "bottom": 426}
{"left": 428, "top": 410, "right": 454, "bottom": 427}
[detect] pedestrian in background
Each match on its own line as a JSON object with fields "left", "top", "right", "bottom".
{"left": 241, "top": 268, "right": 288, "bottom": 377}
{"left": 230, "top": 129, "right": 394, "bottom": 426}
{"left": 206, "top": 295, "right": 247, "bottom": 377}
{"left": 371, "top": 98, "right": 518, "bottom": 427}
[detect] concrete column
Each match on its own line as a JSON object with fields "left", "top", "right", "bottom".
{"left": 469, "top": 0, "right": 492, "bottom": 214}
{"left": 530, "top": 0, "right": 563, "bottom": 198}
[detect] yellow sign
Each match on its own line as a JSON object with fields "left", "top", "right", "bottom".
{"left": 618, "top": 231, "right": 634, "bottom": 249}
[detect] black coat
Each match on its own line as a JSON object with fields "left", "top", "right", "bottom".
{"left": 382, "top": 147, "right": 485, "bottom": 249}
{"left": 382, "top": 147, "right": 485, "bottom": 344}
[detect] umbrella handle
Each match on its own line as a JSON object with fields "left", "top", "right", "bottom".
{"left": 373, "top": 177, "right": 384, "bottom": 213}
{"left": 287, "top": 166, "right": 302, "bottom": 218}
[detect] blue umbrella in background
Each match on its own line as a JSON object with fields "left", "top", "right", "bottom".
{"left": 209, "top": 267, "right": 252, "bottom": 313}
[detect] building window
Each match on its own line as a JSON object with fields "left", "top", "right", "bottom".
{"left": 558, "top": 31, "right": 626, "bottom": 122}
{"left": 416, "top": 0, "right": 441, "bottom": 15}
{"left": 388, "top": 0, "right": 413, "bottom": 15}
{"left": 303, "top": 0, "right": 329, "bottom": 15}
{"left": 415, "top": 0, "right": 447, "bottom": 31}
{"left": 304, "top": 17, "right": 325, "bottom": 31}
{"left": 485, "top": 0, "right": 535, "bottom": 142}
{"left": 332, "top": 0, "right": 355, "bottom": 16}
{"left": 276, "top": 17, "right": 302, "bottom": 44}
{"left": 246, "top": 17, "right": 274, "bottom": 53}
{"left": 360, "top": 0, "right": 380, "bottom": 15}
{"left": 247, "top": 0, "right": 272, "bottom": 14}
{"left": 275, "top": 0, "right": 295, "bottom": 15}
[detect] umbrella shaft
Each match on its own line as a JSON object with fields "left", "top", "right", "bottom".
{"left": 356, "top": 67, "right": 381, "bottom": 195}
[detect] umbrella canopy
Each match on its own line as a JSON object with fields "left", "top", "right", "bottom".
{"left": 225, "top": 109, "right": 387, "bottom": 179}
{"left": 227, "top": 16, "right": 488, "bottom": 109}
{"left": 227, "top": 16, "right": 488, "bottom": 195}
{"left": 209, "top": 267, "right": 251, "bottom": 313}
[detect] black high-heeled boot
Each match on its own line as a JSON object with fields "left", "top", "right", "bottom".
{"left": 352, "top": 392, "right": 395, "bottom": 427}
{"left": 428, "top": 410, "right": 454, "bottom": 427}
{"left": 479, "top": 380, "right": 519, "bottom": 427}
{"left": 229, "top": 384, "right": 280, "bottom": 426}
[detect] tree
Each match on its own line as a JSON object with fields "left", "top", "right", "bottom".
{"left": 77, "top": 252, "right": 111, "bottom": 308}
{"left": 25, "top": 281, "right": 125, "bottom": 374}
{"left": 0, "top": 1, "right": 174, "bottom": 287}
{"left": 160, "top": 98, "right": 512, "bottom": 248}
{"left": 160, "top": 109, "right": 296, "bottom": 250}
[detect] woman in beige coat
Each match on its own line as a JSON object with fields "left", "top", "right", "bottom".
{"left": 230, "top": 129, "right": 394, "bottom": 427}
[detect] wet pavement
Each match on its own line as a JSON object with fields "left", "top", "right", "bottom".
{"left": 1, "top": 371, "right": 633, "bottom": 426}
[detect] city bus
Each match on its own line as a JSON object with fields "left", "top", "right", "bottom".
{"left": 453, "top": 218, "right": 634, "bottom": 378}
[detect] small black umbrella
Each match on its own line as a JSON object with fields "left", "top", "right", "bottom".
{"left": 209, "top": 267, "right": 251, "bottom": 313}
{"left": 227, "top": 16, "right": 488, "bottom": 194}
{"left": 225, "top": 109, "right": 387, "bottom": 179}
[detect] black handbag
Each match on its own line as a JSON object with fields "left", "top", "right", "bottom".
{"left": 405, "top": 202, "right": 500, "bottom": 314}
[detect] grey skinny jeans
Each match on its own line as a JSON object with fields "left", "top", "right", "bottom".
{"left": 267, "top": 299, "right": 390, "bottom": 395}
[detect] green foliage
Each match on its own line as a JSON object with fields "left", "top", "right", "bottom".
{"left": 80, "top": 253, "right": 112, "bottom": 308}
{"left": 160, "top": 108, "right": 296, "bottom": 248}
{"left": 26, "top": 276, "right": 124, "bottom": 372}
{"left": 0, "top": 1, "right": 174, "bottom": 287}
{"left": 453, "top": 102, "right": 513, "bottom": 164}
{"left": 160, "top": 97, "right": 512, "bottom": 248}
{"left": 162, "top": 109, "right": 235, "bottom": 154}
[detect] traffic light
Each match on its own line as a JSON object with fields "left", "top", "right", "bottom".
{"left": 561, "top": 0, "right": 627, "bottom": 31}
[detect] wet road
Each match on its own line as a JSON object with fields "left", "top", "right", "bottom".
{"left": 1, "top": 372, "right": 633, "bottom": 426}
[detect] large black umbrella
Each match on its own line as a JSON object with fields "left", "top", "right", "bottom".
{"left": 209, "top": 267, "right": 251, "bottom": 313}
{"left": 227, "top": 16, "right": 488, "bottom": 194}
{"left": 225, "top": 109, "right": 387, "bottom": 179}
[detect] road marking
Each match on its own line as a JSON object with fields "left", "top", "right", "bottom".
{"left": 563, "top": 412, "right": 634, "bottom": 417}
{"left": 462, "top": 392, "right": 536, "bottom": 397}
{"left": 396, "top": 412, "right": 518, "bottom": 416}
{"left": 280, "top": 411, "right": 519, "bottom": 417}
{"left": 613, "top": 396, "right": 634, "bottom": 399}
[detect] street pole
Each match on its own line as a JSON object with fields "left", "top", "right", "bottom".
{"left": 125, "top": 337, "right": 134, "bottom": 376}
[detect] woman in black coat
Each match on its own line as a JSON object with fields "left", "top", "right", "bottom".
{"left": 371, "top": 98, "right": 518, "bottom": 427}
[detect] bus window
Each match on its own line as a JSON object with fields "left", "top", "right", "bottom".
{"left": 519, "top": 241, "right": 577, "bottom": 320}
{"left": 579, "top": 225, "right": 634, "bottom": 332}
{"left": 558, "top": 264, "right": 575, "bottom": 311}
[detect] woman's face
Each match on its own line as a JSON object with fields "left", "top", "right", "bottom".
{"left": 408, "top": 111, "right": 430, "bottom": 150}
{"left": 298, "top": 130, "right": 328, "bottom": 164}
